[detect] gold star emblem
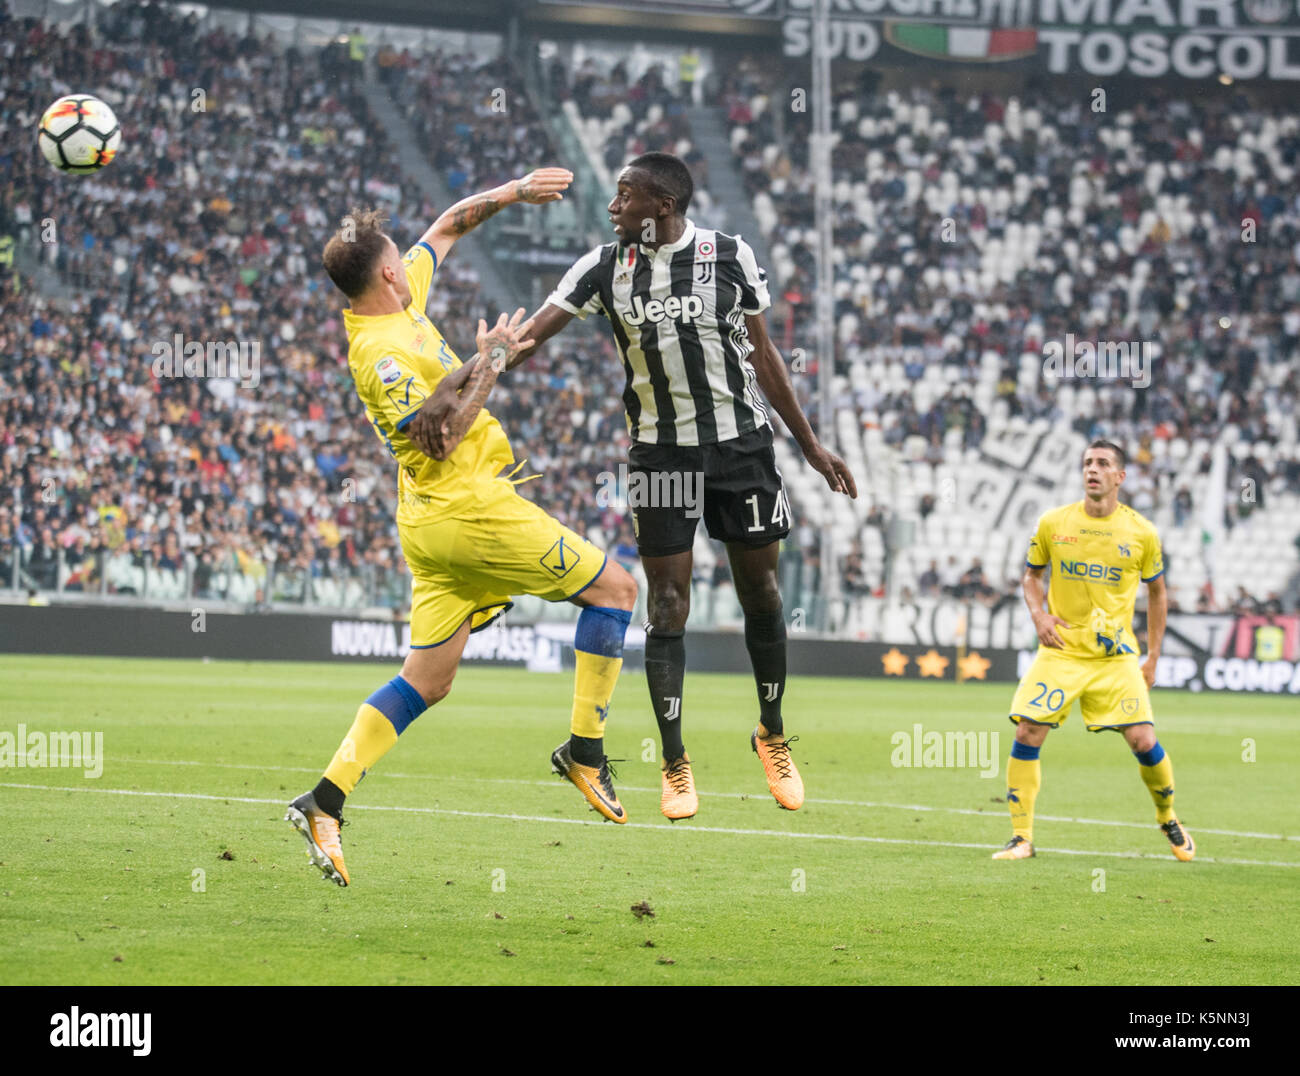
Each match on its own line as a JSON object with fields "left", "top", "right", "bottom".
{"left": 881, "top": 647, "right": 909, "bottom": 676}
{"left": 957, "top": 651, "right": 991, "bottom": 681}
{"left": 917, "top": 649, "right": 950, "bottom": 678}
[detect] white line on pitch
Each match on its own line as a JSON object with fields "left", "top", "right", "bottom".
{"left": 98, "top": 756, "right": 1300, "bottom": 843}
{"left": 2, "top": 781, "right": 1298, "bottom": 869}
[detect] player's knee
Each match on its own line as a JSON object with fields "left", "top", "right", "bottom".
{"left": 736, "top": 579, "right": 781, "bottom": 615}
{"left": 400, "top": 658, "right": 455, "bottom": 707}
{"left": 580, "top": 560, "right": 638, "bottom": 612}
{"left": 406, "top": 677, "right": 452, "bottom": 707}
{"left": 647, "top": 586, "right": 689, "bottom": 633}
{"left": 603, "top": 561, "right": 638, "bottom": 611}
{"left": 1127, "top": 724, "right": 1156, "bottom": 752}
{"left": 420, "top": 677, "right": 454, "bottom": 706}
{"left": 1015, "top": 720, "right": 1050, "bottom": 747}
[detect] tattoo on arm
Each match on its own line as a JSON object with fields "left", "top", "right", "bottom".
{"left": 429, "top": 320, "right": 526, "bottom": 457}
{"left": 429, "top": 357, "right": 498, "bottom": 458}
{"left": 449, "top": 194, "right": 502, "bottom": 236}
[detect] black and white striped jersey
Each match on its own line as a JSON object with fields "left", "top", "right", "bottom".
{"left": 546, "top": 219, "right": 772, "bottom": 447}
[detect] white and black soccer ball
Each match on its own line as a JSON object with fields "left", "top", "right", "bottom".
{"left": 38, "top": 94, "right": 122, "bottom": 175}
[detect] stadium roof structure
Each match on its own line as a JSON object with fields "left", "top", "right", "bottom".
{"left": 211, "top": 0, "right": 779, "bottom": 42}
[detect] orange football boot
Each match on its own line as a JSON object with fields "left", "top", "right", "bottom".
{"left": 751, "top": 727, "right": 804, "bottom": 810}
{"left": 661, "top": 754, "right": 698, "bottom": 820}
{"left": 1161, "top": 818, "right": 1196, "bottom": 861}
{"left": 285, "top": 791, "right": 350, "bottom": 886}
{"left": 991, "top": 836, "right": 1036, "bottom": 860}
{"left": 551, "top": 740, "right": 627, "bottom": 823}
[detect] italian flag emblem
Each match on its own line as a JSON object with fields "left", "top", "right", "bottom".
{"left": 886, "top": 22, "right": 1038, "bottom": 63}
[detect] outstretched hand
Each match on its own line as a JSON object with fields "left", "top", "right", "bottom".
{"left": 477, "top": 307, "right": 536, "bottom": 371}
{"left": 514, "top": 168, "right": 572, "bottom": 205}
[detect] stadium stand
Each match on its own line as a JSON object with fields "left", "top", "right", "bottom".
{"left": 0, "top": 4, "right": 650, "bottom": 621}
{"left": 2, "top": 1, "right": 1296, "bottom": 638}
{"left": 718, "top": 58, "right": 1300, "bottom": 622}
{"left": 546, "top": 42, "right": 720, "bottom": 230}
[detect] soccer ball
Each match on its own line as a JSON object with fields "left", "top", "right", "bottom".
{"left": 38, "top": 94, "right": 122, "bottom": 175}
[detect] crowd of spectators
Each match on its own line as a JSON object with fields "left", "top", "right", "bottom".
{"left": 1, "top": 3, "right": 1296, "bottom": 622}
{"left": 0, "top": 3, "right": 635, "bottom": 609}
{"left": 546, "top": 47, "right": 718, "bottom": 226}
{"left": 379, "top": 47, "right": 554, "bottom": 200}
{"left": 720, "top": 58, "right": 1300, "bottom": 613}
{"left": 552, "top": 52, "right": 708, "bottom": 184}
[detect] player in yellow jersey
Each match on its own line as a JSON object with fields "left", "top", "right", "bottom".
{"left": 285, "top": 169, "right": 639, "bottom": 886}
{"left": 993, "top": 439, "right": 1195, "bottom": 863}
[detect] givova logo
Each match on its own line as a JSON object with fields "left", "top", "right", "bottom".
{"left": 1059, "top": 560, "right": 1122, "bottom": 584}
{"left": 50, "top": 1007, "right": 151, "bottom": 1056}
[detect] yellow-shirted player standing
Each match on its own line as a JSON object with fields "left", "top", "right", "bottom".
{"left": 286, "top": 170, "right": 640, "bottom": 886}
{"left": 994, "top": 439, "right": 1194, "bottom": 862}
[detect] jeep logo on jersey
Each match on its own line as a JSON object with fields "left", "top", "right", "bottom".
{"left": 624, "top": 293, "right": 705, "bottom": 327}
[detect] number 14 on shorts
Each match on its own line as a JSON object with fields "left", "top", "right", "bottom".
{"left": 745, "top": 489, "right": 791, "bottom": 533}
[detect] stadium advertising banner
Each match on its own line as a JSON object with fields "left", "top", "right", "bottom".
{"left": 3, "top": 605, "right": 1297, "bottom": 693}
{"left": 758, "top": 0, "right": 1300, "bottom": 80}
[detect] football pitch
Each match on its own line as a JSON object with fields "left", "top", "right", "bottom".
{"left": 2, "top": 654, "right": 1297, "bottom": 985}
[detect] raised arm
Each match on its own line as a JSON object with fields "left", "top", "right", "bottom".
{"left": 744, "top": 312, "right": 857, "bottom": 498}
{"left": 420, "top": 168, "right": 572, "bottom": 266}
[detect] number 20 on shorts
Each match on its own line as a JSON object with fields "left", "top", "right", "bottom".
{"left": 1029, "top": 682, "right": 1065, "bottom": 713}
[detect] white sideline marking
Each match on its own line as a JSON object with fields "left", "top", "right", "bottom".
{"left": 2, "top": 781, "right": 1298, "bottom": 869}
{"left": 101, "top": 756, "right": 1300, "bottom": 843}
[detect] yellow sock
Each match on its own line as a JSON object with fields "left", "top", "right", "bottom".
{"left": 323, "top": 703, "right": 398, "bottom": 796}
{"left": 1135, "top": 742, "right": 1176, "bottom": 824}
{"left": 569, "top": 606, "right": 632, "bottom": 740}
{"left": 323, "top": 676, "right": 427, "bottom": 796}
{"left": 1007, "top": 751, "right": 1041, "bottom": 842}
{"left": 571, "top": 651, "right": 623, "bottom": 739}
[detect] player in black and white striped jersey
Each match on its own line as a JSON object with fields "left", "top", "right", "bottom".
{"left": 546, "top": 213, "right": 772, "bottom": 446}
{"left": 511, "top": 152, "right": 857, "bottom": 818}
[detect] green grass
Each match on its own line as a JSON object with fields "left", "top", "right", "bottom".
{"left": 1, "top": 654, "right": 1297, "bottom": 985}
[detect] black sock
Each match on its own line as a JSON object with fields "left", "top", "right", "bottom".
{"left": 312, "top": 777, "right": 345, "bottom": 820}
{"left": 569, "top": 733, "right": 604, "bottom": 767}
{"left": 645, "top": 628, "right": 686, "bottom": 760}
{"left": 745, "top": 607, "right": 786, "bottom": 735}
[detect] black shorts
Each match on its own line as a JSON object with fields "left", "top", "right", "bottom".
{"left": 626, "top": 426, "right": 793, "bottom": 558}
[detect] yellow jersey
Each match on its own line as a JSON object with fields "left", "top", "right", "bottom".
{"left": 1025, "top": 500, "right": 1164, "bottom": 661}
{"left": 343, "top": 241, "right": 514, "bottom": 526}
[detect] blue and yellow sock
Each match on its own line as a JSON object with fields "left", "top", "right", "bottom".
{"left": 1007, "top": 740, "right": 1042, "bottom": 842}
{"left": 569, "top": 606, "right": 632, "bottom": 765}
{"left": 1134, "top": 741, "right": 1175, "bottom": 824}
{"left": 321, "top": 676, "right": 428, "bottom": 802}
